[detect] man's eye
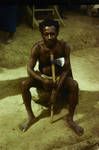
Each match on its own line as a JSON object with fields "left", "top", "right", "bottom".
{"left": 44, "top": 33, "right": 55, "bottom": 36}
{"left": 44, "top": 33, "right": 49, "bottom": 36}
{"left": 50, "top": 33, "right": 55, "bottom": 36}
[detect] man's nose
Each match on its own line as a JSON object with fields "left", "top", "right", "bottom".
{"left": 48, "top": 34, "right": 51, "bottom": 39}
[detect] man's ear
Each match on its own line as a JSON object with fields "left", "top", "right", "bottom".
{"left": 41, "top": 32, "right": 44, "bottom": 38}
{"left": 56, "top": 32, "right": 59, "bottom": 37}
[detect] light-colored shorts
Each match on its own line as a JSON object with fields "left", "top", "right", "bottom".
{"left": 41, "top": 74, "right": 60, "bottom": 82}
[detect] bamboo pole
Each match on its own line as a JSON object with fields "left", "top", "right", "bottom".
{"left": 50, "top": 53, "right": 56, "bottom": 123}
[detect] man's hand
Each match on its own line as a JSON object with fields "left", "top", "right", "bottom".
{"left": 42, "top": 78, "right": 57, "bottom": 90}
{"left": 56, "top": 72, "right": 67, "bottom": 93}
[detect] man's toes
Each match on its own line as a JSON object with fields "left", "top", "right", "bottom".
{"left": 78, "top": 126, "right": 84, "bottom": 136}
{"left": 19, "top": 121, "right": 33, "bottom": 132}
{"left": 19, "top": 124, "right": 27, "bottom": 132}
{"left": 19, "top": 124, "right": 25, "bottom": 132}
{"left": 74, "top": 126, "right": 84, "bottom": 136}
{"left": 19, "top": 118, "right": 38, "bottom": 132}
{"left": 22, "top": 126, "right": 28, "bottom": 132}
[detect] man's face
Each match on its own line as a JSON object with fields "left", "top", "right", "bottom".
{"left": 42, "top": 26, "right": 58, "bottom": 48}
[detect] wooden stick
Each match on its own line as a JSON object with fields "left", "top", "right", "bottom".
{"left": 50, "top": 53, "right": 56, "bottom": 123}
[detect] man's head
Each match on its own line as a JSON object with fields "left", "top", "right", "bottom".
{"left": 39, "top": 18, "right": 60, "bottom": 48}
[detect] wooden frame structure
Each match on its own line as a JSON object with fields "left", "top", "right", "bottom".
{"left": 27, "top": 5, "right": 65, "bottom": 28}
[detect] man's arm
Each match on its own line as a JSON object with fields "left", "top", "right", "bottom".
{"left": 64, "top": 43, "right": 73, "bottom": 78}
{"left": 27, "top": 45, "right": 53, "bottom": 89}
{"left": 57, "top": 43, "right": 73, "bottom": 90}
{"left": 27, "top": 45, "right": 44, "bottom": 83}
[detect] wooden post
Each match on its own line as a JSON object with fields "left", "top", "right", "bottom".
{"left": 50, "top": 53, "right": 56, "bottom": 123}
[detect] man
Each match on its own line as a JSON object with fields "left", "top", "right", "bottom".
{"left": 20, "top": 18, "right": 84, "bottom": 136}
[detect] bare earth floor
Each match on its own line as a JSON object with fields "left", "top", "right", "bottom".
{"left": 0, "top": 11, "right": 99, "bottom": 150}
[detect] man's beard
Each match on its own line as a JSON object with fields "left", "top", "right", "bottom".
{"left": 45, "top": 40, "right": 57, "bottom": 48}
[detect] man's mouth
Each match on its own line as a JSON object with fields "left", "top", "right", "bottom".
{"left": 45, "top": 39, "right": 56, "bottom": 48}
{"left": 47, "top": 40, "right": 54, "bottom": 45}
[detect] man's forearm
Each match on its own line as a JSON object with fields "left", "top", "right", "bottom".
{"left": 27, "top": 67, "right": 44, "bottom": 83}
{"left": 57, "top": 71, "right": 68, "bottom": 91}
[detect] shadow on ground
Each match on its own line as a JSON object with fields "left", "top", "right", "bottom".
{"left": 0, "top": 77, "right": 26, "bottom": 100}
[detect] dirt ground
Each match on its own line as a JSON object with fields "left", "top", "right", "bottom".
{"left": 0, "top": 10, "right": 99, "bottom": 150}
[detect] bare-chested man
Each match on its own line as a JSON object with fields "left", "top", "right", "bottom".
{"left": 20, "top": 18, "right": 84, "bottom": 136}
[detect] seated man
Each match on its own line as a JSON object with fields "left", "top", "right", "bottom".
{"left": 20, "top": 18, "right": 84, "bottom": 136}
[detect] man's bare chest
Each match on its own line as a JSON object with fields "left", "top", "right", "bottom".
{"left": 39, "top": 47, "right": 64, "bottom": 64}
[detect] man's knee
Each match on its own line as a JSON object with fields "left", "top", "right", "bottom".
{"left": 71, "top": 80, "right": 79, "bottom": 103}
{"left": 21, "top": 80, "right": 30, "bottom": 91}
{"left": 73, "top": 80, "right": 78, "bottom": 90}
{"left": 69, "top": 79, "right": 79, "bottom": 92}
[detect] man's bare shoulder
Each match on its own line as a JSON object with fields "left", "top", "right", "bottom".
{"left": 58, "top": 39, "right": 71, "bottom": 53}
{"left": 31, "top": 40, "right": 44, "bottom": 53}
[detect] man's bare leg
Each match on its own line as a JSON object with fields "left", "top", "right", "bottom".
{"left": 66, "top": 79, "right": 84, "bottom": 136}
{"left": 19, "top": 79, "right": 37, "bottom": 132}
{"left": 66, "top": 106, "right": 84, "bottom": 136}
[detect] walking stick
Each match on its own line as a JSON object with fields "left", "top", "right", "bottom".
{"left": 50, "top": 53, "right": 56, "bottom": 123}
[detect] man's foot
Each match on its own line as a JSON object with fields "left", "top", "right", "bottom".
{"left": 19, "top": 117, "right": 38, "bottom": 132}
{"left": 66, "top": 114, "right": 84, "bottom": 136}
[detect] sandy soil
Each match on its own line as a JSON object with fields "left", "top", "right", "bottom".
{"left": 0, "top": 11, "right": 99, "bottom": 150}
